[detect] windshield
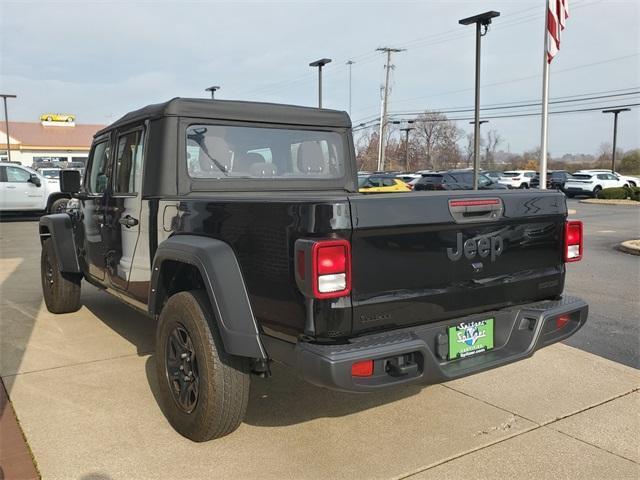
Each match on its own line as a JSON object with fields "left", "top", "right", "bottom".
{"left": 186, "top": 125, "right": 345, "bottom": 180}
{"left": 40, "top": 169, "right": 60, "bottom": 178}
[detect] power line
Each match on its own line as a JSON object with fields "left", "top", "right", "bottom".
{"left": 351, "top": 103, "right": 639, "bottom": 131}
{"left": 352, "top": 88, "right": 640, "bottom": 126}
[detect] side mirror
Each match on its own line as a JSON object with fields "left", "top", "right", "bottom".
{"left": 29, "top": 173, "right": 41, "bottom": 187}
{"left": 60, "top": 169, "right": 81, "bottom": 193}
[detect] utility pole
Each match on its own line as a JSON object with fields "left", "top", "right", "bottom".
{"left": 400, "top": 124, "right": 415, "bottom": 171}
{"left": 346, "top": 60, "right": 355, "bottom": 117}
{"left": 459, "top": 11, "right": 500, "bottom": 189}
{"left": 205, "top": 86, "right": 220, "bottom": 99}
{"left": 376, "top": 47, "right": 405, "bottom": 172}
{"left": 602, "top": 107, "right": 631, "bottom": 172}
{"left": 0, "top": 94, "right": 17, "bottom": 163}
{"left": 309, "top": 58, "right": 332, "bottom": 108}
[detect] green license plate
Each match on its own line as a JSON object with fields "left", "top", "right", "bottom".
{"left": 448, "top": 318, "right": 494, "bottom": 360}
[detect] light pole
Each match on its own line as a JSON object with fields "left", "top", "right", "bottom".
{"left": 0, "top": 94, "right": 17, "bottom": 163}
{"left": 400, "top": 122, "right": 415, "bottom": 172}
{"left": 346, "top": 60, "right": 355, "bottom": 117}
{"left": 469, "top": 120, "right": 488, "bottom": 168}
{"left": 205, "top": 86, "right": 220, "bottom": 99}
{"left": 602, "top": 107, "right": 631, "bottom": 172}
{"left": 309, "top": 58, "right": 332, "bottom": 108}
{"left": 459, "top": 11, "right": 500, "bottom": 190}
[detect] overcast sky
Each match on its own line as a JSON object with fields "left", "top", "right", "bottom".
{"left": 1, "top": 0, "right": 638, "bottom": 156}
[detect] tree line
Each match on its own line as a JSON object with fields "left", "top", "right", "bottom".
{"left": 355, "top": 110, "right": 640, "bottom": 175}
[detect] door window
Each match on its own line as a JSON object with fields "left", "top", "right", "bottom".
{"left": 113, "top": 129, "right": 144, "bottom": 194}
{"left": 6, "top": 166, "right": 31, "bottom": 182}
{"left": 87, "top": 141, "right": 111, "bottom": 194}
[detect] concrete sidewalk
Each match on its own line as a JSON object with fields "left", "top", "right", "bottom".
{"left": 1, "top": 221, "right": 639, "bottom": 479}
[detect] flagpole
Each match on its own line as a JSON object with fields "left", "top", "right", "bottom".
{"left": 539, "top": 0, "right": 550, "bottom": 190}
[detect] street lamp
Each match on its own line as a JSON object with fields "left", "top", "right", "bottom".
{"left": 459, "top": 10, "right": 500, "bottom": 190}
{"left": 309, "top": 58, "right": 332, "bottom": 108}
{"left": 469, "top": 120, "right": 488, "bottom": 168}
{"left": 205, "top": 86, "right": 220, "bottom": 99}
{"left": 346, "top": 60, "right": 355, "bottom": 117}
{"left": 602, "top": 108, "right": 631, "bottom": 172}
{"left": 400, "top": 123, "right": 415, "bottom": 171}
{"left": 0, "top": 94, "right": 17, "bottom": 163}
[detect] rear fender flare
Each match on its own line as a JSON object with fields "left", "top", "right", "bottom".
{"left": 150, "top": 235, "right": 267, "bottom": 360}
{"left": 39, "top": 214, "right": 81, "bottom": 273}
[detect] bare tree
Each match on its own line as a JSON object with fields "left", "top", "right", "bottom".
{"left": 413, "top": 111, "right": 462, "bottom": 170}
{"left": 484, "top": 129, "right": 502, "bottom": 169}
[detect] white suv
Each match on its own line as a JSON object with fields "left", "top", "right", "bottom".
{"left": 498, "top": 170, "right": 537, "bottom": 189}
{"left": 564, "top": 172, "right": 628, "bottom": 197}
{"left": 0, "top": 163, "right": 71, "bottom": 213}
{"left": 575, "top": 169, "right": 639, "bottom": 187}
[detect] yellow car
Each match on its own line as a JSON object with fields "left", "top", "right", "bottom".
{"left": 40, "top": 113, "right": 75, "bottom": 123}
{"left": 358, "top": 174, "right": 411, "bottom": 193}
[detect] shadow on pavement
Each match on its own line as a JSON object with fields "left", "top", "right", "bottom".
{"left": 144, "top": 353, "right": 420, "bottom": 429}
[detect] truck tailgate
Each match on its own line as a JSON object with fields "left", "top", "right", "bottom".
{"left": 348, "top": 190, "right": 567, "bottom": 335}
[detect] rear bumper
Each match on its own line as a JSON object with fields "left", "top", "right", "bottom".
{"left": 263, "top": 296, "right": 588, "bottom": 393}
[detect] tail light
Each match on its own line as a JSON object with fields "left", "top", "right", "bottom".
{"left": 564, "top": 221, "right": 583, "bottom": 262}
{"left": 295, "top": 239, "right": 351, "bottom": 299}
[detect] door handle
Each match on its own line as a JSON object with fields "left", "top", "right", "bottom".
{"left": 6, "top": 186, "right": 16, "bottom": 189}
{"left": 118, "top": 215, "right": 139, "bottom": 228}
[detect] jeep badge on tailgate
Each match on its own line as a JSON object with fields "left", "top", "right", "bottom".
{"left": 447, "top": 233, "right": 504, "bottom": 262}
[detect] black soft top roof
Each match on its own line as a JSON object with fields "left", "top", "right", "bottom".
{"left": 97, "top": 98, "right": 351, "bottom": 136}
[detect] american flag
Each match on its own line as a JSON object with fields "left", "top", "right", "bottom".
{"left": 547, "top": 0, "right": 569, "bottom": 62}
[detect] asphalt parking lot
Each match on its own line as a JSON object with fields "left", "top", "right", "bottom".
{"left": 0, "top": 201, "right": 638, "bottom": 479}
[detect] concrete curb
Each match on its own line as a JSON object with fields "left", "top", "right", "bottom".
{"left": 579, "top": 199, "right": 639, "bottom": 206}
{"left": 618, "top": 240, "right": 640, "bottom": 256}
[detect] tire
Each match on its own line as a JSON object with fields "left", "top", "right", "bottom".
{"left": 593, "top": 186, "right": 602, "bottom": 197}
{"left": 519, "top": 183, "right": 529, "bottom": 189}
{"left": 155, "top": 290, "right": 250, "bottom": 442}
{"left": 49, "top": 197, "right": 69, "bottom": 214}
{"left": 41, "top": 238, "right": 81, "bottom": 313}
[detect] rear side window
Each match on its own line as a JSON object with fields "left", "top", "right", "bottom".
{"left": 87, "top": 141, "right": 110, "bottom": 194}
{"left": 113, "top": 129, "right": 144, "bottom": 194}
{"left": 572, "top": 174, "right": 592, "bottom": 180}
{"left": 186, "top": 124, "right": 344, "bottom": 179}
{"left": 382, "top": 178, "right": 396, "bottom": 187}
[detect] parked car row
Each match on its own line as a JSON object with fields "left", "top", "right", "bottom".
{"left": 357, "top": 167, "right": 640, "bottom": 197}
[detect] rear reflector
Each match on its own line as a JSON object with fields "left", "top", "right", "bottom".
{"left": 564, "top": 221, "right": 583, "bottom": 262}
{"left": 351, "top": 360, "right": 374, "bottom": 377}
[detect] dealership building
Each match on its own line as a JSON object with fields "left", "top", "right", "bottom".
{"left": 0, "top": 120, "right": 105, "bottom": 167}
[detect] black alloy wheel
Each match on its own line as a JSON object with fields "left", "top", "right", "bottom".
{"left": 165, "top": 324, "right": 200, "bottom": 413}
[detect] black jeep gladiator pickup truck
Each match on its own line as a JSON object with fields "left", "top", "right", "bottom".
{"left": 39, "top": 98, "right": 588, "bottom": 441}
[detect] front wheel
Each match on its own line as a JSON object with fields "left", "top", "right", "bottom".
{"left": 155, "top": 290, "right": 250, "bottom": 442}
{"left": 41, "top": 238, "right": 81, "bottom": 313}
{"left": 519, "top": 183, "right": 529, "bottom": 189}
{"left": 593, "top": 186, "right": 602, "bottom": 197}
{"left": 49, "top": 198, "right": 69, "bottom": 213}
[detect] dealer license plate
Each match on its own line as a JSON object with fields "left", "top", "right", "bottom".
{"left": 448, "top": 318, "right": 494, "bottom": 360}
